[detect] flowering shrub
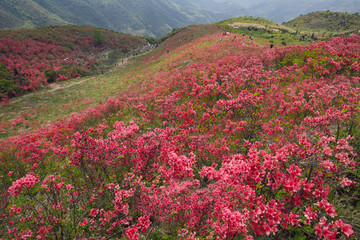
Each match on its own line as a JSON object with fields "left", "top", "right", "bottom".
{"left": 0, "top": 32, "right": 359, "bottom": 239}
{"left": 7, "top": 172, "right": 39, "bottom": 197}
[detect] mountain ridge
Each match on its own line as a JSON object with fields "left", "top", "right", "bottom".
{"left": 0, "top": 0, "right": 247, "bottom": 37}
{"left": 215, "top": 0, "right": 360, "bottom": 22}
{"left": 2, "top": 0, "right": 360, "bottom": 38}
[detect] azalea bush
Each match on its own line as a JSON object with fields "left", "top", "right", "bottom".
{"left": 0, "top": 33, "right": 359, "bottom": 239}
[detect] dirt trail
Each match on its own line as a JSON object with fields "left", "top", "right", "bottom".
{"left": 114, "top": 50, "right": 150, "bottom": 67}
{"left": 116, "top": 56, "right": 129, "bottom": 66}
{"left": 48, "top": 79, "right": 90, "bottom": 92}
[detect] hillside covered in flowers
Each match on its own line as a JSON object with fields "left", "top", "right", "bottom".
{"left": 0, "top": 25, "right": 146, "bottom": 102}
{"left": 0, "top": 25, "right": 359, "bottom": 239}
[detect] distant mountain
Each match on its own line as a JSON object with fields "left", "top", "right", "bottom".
{"left": 215, "top": 0, "right": 360, "bottom": 22}
{"left": 0, "top": 0, "right": 247, "bottom": 38}
{"left": 2, "top": 0, "right": 359, "bottom": 38}
{"left": 214, "top": 0, "right": 265, "bottom": 9}
{"left": 0, "top": 0, "right": 69, "bottom": 29}
{"left": 175, "top": 0, "right": 249, "bottom": 17}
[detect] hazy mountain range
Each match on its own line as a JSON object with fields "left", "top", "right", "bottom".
{"left": 0, "top": 0, "right": 248, "bottom": 37}
{"left": 215, "top": 0, "right": 360, "bottom": 22}
{"left": 1, "top": 0, "right": 360, "bottom": 37}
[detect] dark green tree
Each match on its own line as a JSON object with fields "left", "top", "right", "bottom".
{"left": 92, "top": 29, "right": 107, "bottom": 46}
{"left": 44, "top": 68, "right": 58, "bottom": 83}
{"left": 0, "top": 63, "right": 20, "bottom": 99}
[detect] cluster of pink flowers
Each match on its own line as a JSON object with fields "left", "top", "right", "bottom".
{"left": 8, "top": 172, "right": 39, "bottom": 197}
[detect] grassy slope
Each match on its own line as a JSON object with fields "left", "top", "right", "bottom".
{"left": 0, "top": 25, "right": 146, "bottom": 47}
{"left": 0, "top": 25, "right": 217, "bottom": 139}
{"left": 284, "top": 11, "right": 360, "bottom": 37}
{"left": 0, "top": 21, "right": 359, "bottom": 239}
{"left": 0, "top": 25, "right": 146, "bottom": 101}
{"left": 0, "top": 15, "right": 349, "bottom": 138}
{"left": 215, "top": 13, "right": 360, "bottom": 46}
{"left": 215, "top": 16, "right": 311, "bottom": 46}
{"left": 0, "top": 46, "right": 154, "bottom": 136}
{"left": 1, "top": 14, "right": 358, "bottom": 138}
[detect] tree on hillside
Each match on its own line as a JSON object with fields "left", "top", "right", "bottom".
{"left": 92, "top": 29, "right": 107, "bottom": 46}
{"left": 0, "top": 63, "right": 20, "bottom": 99}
